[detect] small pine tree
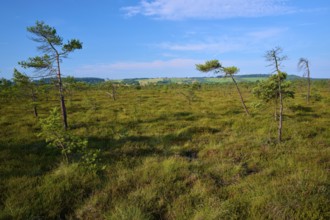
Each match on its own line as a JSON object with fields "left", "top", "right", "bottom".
{"left": 253, "top": 72, "right": 294, "bottom": 121}
{"left": 19, "top": 21, "right": 83, "bottom": 129}
{"left": 196, "top": 60, "right": 250, "bottom": 115}
{"left": 264, "top": 47, "right": 287, "bottom": 142}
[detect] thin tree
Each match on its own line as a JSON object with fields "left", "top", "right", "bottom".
{"left": 13, "top": 69, "right": 39, "bottom": 117}
{"left": 180, "top": 85, "right": 197, "bottom": 105}
{"left": 102, "top": 80, "right": 118, "bottom": 101}
{"left": 0, "top": 78, "right": 13, "bottom": 103}
{"left": 265, "top": 47, "right": 287, "bottom": 142}
{"left": 298, "top": 58, "right": 311, "bottom": 103}
{"left": 196, "top": 60, "right": 250, "bottom": 115}
{"left": 19, "top": 21, "right": 82, "bottom": 129}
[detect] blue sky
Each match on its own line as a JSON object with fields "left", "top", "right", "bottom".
{"left": 0, "top": 0, "right": 329, "bottom": 79}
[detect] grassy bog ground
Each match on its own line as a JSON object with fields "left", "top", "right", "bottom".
{"left": 0, "top": 80, "right": 329, "bottom": 219}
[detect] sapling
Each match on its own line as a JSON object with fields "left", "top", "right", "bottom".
{"left": 38, "top": 108, "right": 103, "bottom": 171}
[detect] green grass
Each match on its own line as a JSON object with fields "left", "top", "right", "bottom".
{"left": 0, "top": 80, "right": 329, "bottom": 219}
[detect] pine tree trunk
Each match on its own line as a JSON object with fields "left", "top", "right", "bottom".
{"left": 274, "top": 99, "right": 277, "bottom": 121}
{"left": 33, "top": 105, "right": 38, "bottom": 118}
{"left": 274, "top": 55, "right": 283, "bottom": 143}
{"left": 56, "top": 55, "right": 68, "bottom": 130}
{"left": 278, "top": 79, "right": 283, "bottom": 142}
{"left": 307, "top": 65, "right": 311, "bottom": 104}
{"left": 112, "top": 84, "right": 116, "bottom": 101}
{"left": 32, "top": 89, "right": 38, "bottom": 118}
{"left": 231, "top": 76, "right": 250, "bottom": 115}
{"left": 30, "top": 87, "right": 38, "bottom": 118}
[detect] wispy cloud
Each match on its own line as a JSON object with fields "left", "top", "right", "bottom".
{"left": 247, "top": 28, "right": 288, "bottom": 40}
{"left": 122, "top": 0, "right": 294, "bottom": 20}
{"left": 159, "top": 41, "right": 242, "bottom": 53}
{"left": 157, "top": 27, "right": 287, "bottom": 53}
{"left": 75, "top": 58, "right": 204, "bottom": 79}
{"left": 103, "top": 59, "right": 202, "bottom": 70}
{"left": 73, "top": 57, "right": 278, "bottom": 79}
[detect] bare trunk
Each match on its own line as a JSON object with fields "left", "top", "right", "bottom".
{"left": 307, "top": 65, "right": 311, "bottom": 104}
{"left": 274, "top": 56, "right": 283, "bottom": 143}
{"left": 231, "top": 76, "right": 250, "bottom": 115}
{"left": 112, "top": 84, "right": 116, "bottom": 101}
{"left": 56, "top": 55, "right": 68, "bottom": 130}
{"left": 278, "top": 81, "right": 283, "bottom": 142}
{"left": 307, "top": 77, "right": 310, "bottom": 103}
{"left": 274, "top": 99, "right": 277, "bottom": 121}
{"left": 33, "top": 105, "right": 38, "bottom": 118}
{"left": 31, "top": 88, "right": 38, "bottom": 118}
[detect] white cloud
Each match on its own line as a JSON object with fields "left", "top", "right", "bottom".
{"left": 106, "top": 59, "right": 202, "bottom": 70}
{"left": 157, "top": 27, "right": 287, "bottom": 53}
{"left": 159, "top": 41, "right": 242, "bottom": 53}
{"left": 74, "top": 57, "right": 278, "bottom": 79}
{"left": 75, "top": 58, "right": 204, "bottom": 79}
{"left": 247, "top": 28, "right": 288, "bottom": 40}
{"left": 122, "top": 0, "right": 293, "bottom": 20}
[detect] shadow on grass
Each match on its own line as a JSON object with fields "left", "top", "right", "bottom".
{"left": 88, "top": 125, "right": 221, "bottom": 165}
{"left": 0, "top": 140, "right": 60, "bottom": 179}
{"left": 289, "top": 104, "right": 313, "bottom": 113}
